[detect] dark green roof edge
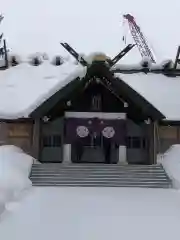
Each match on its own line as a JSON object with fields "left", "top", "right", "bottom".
{"left": 111, "top": 76, "right": 165, "bottom": 120}
{"left": 30, "top": 63, "right": 165, "bottom": 121}
{"left": 30, "top": 77, "right": 82, "bottom": 118}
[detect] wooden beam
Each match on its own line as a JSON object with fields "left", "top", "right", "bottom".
{"left": 153, "top": 122, "right": 158, "bottom": 164}
{"left": 174, "top": 46, "right": 180, "bottom": 69}
{"left": 148, "top": 122, "right": 158, "bottom": 164}
{"left": 3, "top": 39, "right": 8, "bottom": 68}
{"left": 60, "top": 43, "right": 88, "bottom": 66}
{"left": 32, "top": 119, "right": 41, "bottom": 160}
{"left": 109, "top": 44, "right": 135, "bottom": 67}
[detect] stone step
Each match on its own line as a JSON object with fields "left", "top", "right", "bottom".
{"left": 32, "top": 182, "right": 170, "bottom": 188}
{"left": 31, "top": 167, "right": 165, "bottom": 173}
{"left": 30, "top": 163, "right": 172, "bottom": 189}
{"left": 30, "top": 173, "right": 168, "bottom": 179}
{"left": 30, "top": 170, "right": 169, "bottom": 176}
{"left": 31, "top": 164, "right": 163, "bottom": 169}
{"left": 31, "top": 179, "right": 170, "bottom": 185}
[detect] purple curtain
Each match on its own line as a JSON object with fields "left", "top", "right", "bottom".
{"left": 65, "top": 117, "right": 126, "bottom": 145}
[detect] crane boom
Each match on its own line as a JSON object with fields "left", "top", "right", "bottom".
{"left": 0, "top": 15, "right": 3, "bottom": 43}
{"left": 123, "top": 14, "right": 156, "bottom": 63}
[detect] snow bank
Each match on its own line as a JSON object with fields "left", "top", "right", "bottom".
{"left": 158, "top": 145, "right": 180, "bottom": 189}
{"left": 0, "top": 145, "right": 33, "bottom": 206}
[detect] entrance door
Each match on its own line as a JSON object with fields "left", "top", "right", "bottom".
{"left": 71, "top": 134, "right": 119, "bottom": 163}
{"left": 65, "top": 112, "right": 126, "bottom": 164}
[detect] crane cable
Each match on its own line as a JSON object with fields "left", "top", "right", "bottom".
{"left": 122, "top": 17, "right": 127, "bottom": 45}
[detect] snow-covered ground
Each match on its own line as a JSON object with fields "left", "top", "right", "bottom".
{"left": 1, "top": 187, "right": 180, "bottom": 240}
{"left": 1, "top": 144, "right": 180, "bottom": 239}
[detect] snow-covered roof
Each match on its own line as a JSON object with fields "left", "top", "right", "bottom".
{"left": 0, "top": 56, "right": 180, "bottom": 121}
{"left": 0, "top": 61, "right": 86, "bottom": 119}
{"left": 116, "top": 73, "right": 180, "bottom": 121}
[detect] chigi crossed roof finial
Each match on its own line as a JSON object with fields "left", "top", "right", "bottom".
{"left": 174, "top": 46, "right": 180, "bottom": 70}
{"left": 0, "top": 14, "right": 9, "bottom": 69}
{"left": 60, "top": 42, "right": 135, "bottom": 67}
{"left": 0, "top": 14, "right": 4, "bottom": 56}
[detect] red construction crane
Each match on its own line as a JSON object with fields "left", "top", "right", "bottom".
{"left": 0, "top": 15, "right": 3, "bottom": 43}
{"left": 123, "top": 14, "right": 156, "bottom": 63}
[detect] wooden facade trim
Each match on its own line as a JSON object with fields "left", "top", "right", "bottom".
{"left": 0, "top": 118, "right": 34, "bottom": 123}
{"left": 1, "top": 122, "right": 33, "bottom": 154}
{"left": 159, "top": 120, "right": 180, "bottom": 126}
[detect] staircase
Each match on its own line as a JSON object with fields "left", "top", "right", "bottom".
{"left": 30, "top": 164, "right": 172, "bottom": 188}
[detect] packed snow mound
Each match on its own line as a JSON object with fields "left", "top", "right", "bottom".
{"left": 140, "top": 57, "right": 153, "bottom": 68}
{"left": 84, "top": 52, "right": 111, "bottom": 64}
{"left": 0, "top": 145, "right": 34, "bottom": 177}
{"left": 158, "top": 145, "right": 180, "bottom": 189}
{"left": 0, "top": 59, "right": 5, "bottom": 67}
{"left": 0, "top": 145, "right": 24, "bottom": 154}
{"left": 0, "top": 145, "right": 34, "bottom": 204}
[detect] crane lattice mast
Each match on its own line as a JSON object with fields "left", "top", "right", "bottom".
{"left": 0, "top": 15, "right": 3, "bottom": 43}
{"left": 123, "top": 14, "right": 156, "bottom": 63}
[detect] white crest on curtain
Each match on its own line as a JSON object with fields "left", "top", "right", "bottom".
{"left": 76, "top": 126, "right": 89, "bottom": 138}
{"left": 102, "top": 126, "right": 115, "bottom": 138}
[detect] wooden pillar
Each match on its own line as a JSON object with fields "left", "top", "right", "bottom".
{"left": 153, "top": 122, "right": 158, "bottom": 164}
{"left": 148, "top": 121, "right": 158, "bottom": 165}
{"left": 63, "top": 144, "right": 71, "bottom": 164}
{"left": 118, "top": 145, "right": 127, "bottom": 164}
{"left": 32, "top": 119, "right": 41, "bottom": 160}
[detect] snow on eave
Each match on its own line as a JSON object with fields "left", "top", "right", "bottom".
{"left": 112, "top": 59, "right": 177, "bottom": 72}
{"left": 0, "top": 51, "right": 76, "bottom": 69}
{"left": 24, "top": 68, "right": 86, "bottom": 118}
{"left": 0, "top": 61, "right": 87, "bottom": 120}
{"left": 162, "top": 118, "right": 180, "bottom": 123}
{"left": 115, "top": 72, "right": 180, "bottom": 121}
{"left": 111, "top": 63, "right": 143, "bottom": 71}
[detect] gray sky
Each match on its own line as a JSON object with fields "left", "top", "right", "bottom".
{"left": 1, "top": 0, "right": 180, "bottom": 63}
